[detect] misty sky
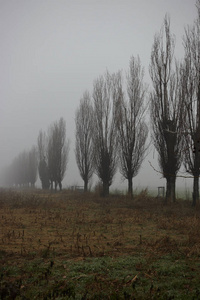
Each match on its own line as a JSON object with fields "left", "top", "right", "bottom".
{"left": 0, "top": 0, "right": 197, "bottom": 193}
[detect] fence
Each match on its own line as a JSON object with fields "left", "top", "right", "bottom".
{"left": 70, "top": 185, "right": 84, "bottom": 192}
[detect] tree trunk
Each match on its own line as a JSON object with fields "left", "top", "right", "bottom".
{"left": 192, "top": 175, "right": 199, "bottom": 206}
{"left": 84, "top": 179, "right": 88, "bottom": 192}
{"left": 102, "top": 181, "right": 109, "bottom": 197}
{"left": 166, "top": 176, "right": 176, "bottom": 203}
{"left": 59, "top": 181, "right": 62, "bottom": 191}
{"left": 128, "top": 177, "right": 133, "bottom": 198}
{"left": 55, "top": 181, "right": 57, "bottom": 192}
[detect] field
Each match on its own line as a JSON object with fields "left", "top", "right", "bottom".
{"left": 0, "top": 189, "right": 200, "bottom": 299}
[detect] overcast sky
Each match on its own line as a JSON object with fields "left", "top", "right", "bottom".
{"left": 0, "top": 0, "right": 197, "bottom": 193}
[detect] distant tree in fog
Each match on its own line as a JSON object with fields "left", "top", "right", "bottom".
{"left": 38, "top": 130, "right": 50, "bottom": 189}
{"left": 16, "top": 151, "right": 29, "bottom": 186}
{"left": 92, "top": 71, "right": 119, "bottom": 196}
{"left": 37, "top": 118, "right": 69, "bottom": 191}
{"left": 38, "top": 158, "right": 49, "bottom": 189}
{"left": 75, "top": 91, "right": 94, "bottom": 192}
{"left": 3, "top": 147, "right": 38, "bottom": 187}
{"left": 116, "top": 56, "right": 148, "bottom": 197}
{"left": 38, "top": 130, "right": 47, "bottom": 161}
{"left": 47, "top": 118, "right": 70, "bottom": 191}
{"left": 149, "top": 15, "right": 185, "bottom": 203}
{"left": 2, "top": 164, "right": 13, "bottom": 187}
{"left": 28, "top": 146, "right": 38, "bottom": 187}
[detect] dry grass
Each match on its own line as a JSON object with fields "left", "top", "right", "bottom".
{"left": 1, "top": 189, "right": 200, "bottom": 299}
{"left": 0, "top": 188, "right": 200, "bottom": 259}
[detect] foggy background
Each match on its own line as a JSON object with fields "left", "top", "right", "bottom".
{"left": 0, "top": 0, "right": 197, "bottom": 194}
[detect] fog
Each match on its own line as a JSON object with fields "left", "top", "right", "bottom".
{"left": 0, "top": 0, "right": 197, "bottom": 194}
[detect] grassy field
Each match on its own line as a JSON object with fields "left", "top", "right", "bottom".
{"left": 0, "top": 189, "right": 200, "bottom": 299}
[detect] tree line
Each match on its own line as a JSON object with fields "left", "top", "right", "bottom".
{"left": 3, "top": 147, "right": 38, "bottom": 188}
{"left": 75, "top": 59, "right": 148, "bottom": 197}
{"left": 149, "top": 1, "right": 200, "bottom": 206}
{"left": 2, "top": 1, "right": 200, "bottom": 205}
{"left": 75, "top": 0, "right": 200, "bottom": 205}
{"left": 2, "top": 118, "right": 70, "bottom": 191}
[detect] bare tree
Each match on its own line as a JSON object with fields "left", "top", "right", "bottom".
{"left": 38, "top": 130, "right": 47, "bottom": 162}
{"left": 14, "top": 151, "right": 29, "bottom": 187}
{"left": 75, "top": 91, "right": 94, "bottom": 192}
{"left": 182, "top": 0, "right": 200, "bottom": 206}
{"left": 149, "top": 15, "right": 185, "bottom": 203}
{"left": 56, "top": 118, "right": 70, "bottom": 190}
{"left": 47, "top": 125, "right": 57, "bottom": 190}
{"left": 47, "top": 118, "right": 69, "bottom": 191}
{"left": 28, "top": 146, "right": 38, "bottom": 187}
{"left": 92, "top": 71, "right": 119, "bottom": 196}
{"left": 38, "top": 130, "right": 50, "bottom": 189}
{"left": 116, "top": 56, "right": 148, "bottom": 197}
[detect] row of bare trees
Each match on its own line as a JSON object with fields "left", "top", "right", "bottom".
{"left": 150, "top": 0, "right": 200, "bottom": 205}
{"left": 2, "top": 1, "right": 199, "bottom": 204}
{"left": 75, "top": 0, "right": 200, "bottom": 205}
{"left": 2, "top": 118, "right": 69, "bottom": 191}
{"left": 2, "top": 147, "right": 38, "bottom": 187}
{"left": 75, "top": 58, "right": 149, "bottom": 197}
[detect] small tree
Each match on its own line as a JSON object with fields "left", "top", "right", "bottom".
{"left": 92, "top": 71, "right": 119, "bottom": 196}
{"left": 116, "top": 56, "right": 148, "bottom": 197}
{"left": 75, "top": 91, "right": 94, "bottom": 192}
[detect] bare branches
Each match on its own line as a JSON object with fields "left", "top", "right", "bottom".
{"left": 92, "top": 71, "right": 119, "bottom": 196}
{"left": 149, "top": 16, "right": 185, "bottom": 202}
{"left": 181, "top": 1, "right": 200, "bottom": 205}
{"left": 148, "top": 160, "right": 196, "bottom": 179}
{"left": 47, "top": 118, "right": 69, "bottom": 191}
{"left": 116, "top": 56, "right": 149, "bottom": 196}
{"left": 75, "top": 91, "right": 94, "bottom": 192}
{"left": 38, "top": 118, "right": 69, "bottom": 191}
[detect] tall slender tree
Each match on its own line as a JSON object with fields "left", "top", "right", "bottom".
{"left": 116, "top": 56, "right": 148, "bottom": 196}
{"left": 182, "top": 0, "right": 200, "bottom": 206}
{"left": 38, "top": 130, "right": 50, "bottom": 189}
{"left": 149, "top": 15, "right": 185, "bottom": 202}
{"left": 47, "top": 118, "right": 69, "bottom": 191}
{"left": 92, "top": 71, "right": 119, "bottom": 196}
{"left": 28, "top": 146, "right": 38, "bottom": 187}
{"left": 56, "top": 118, "right": 70, "bottom": 191}
{"left": 75, "top": 91, "right": 94, "bottom": 192}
